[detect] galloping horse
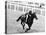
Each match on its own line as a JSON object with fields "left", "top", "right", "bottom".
{"left": 16, "top": 10, "right": 38, "bottom": 32}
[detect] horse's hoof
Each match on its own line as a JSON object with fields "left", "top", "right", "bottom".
{"left": 25, "top": 30, "right": 28, "bottom": 32}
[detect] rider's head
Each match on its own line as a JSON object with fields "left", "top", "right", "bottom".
{"left": 29, "top": 10, "right": 32, "bottom": 15}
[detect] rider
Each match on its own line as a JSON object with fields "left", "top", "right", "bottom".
{"left": 25, "top": 10, "right": 38, "bottom": 32}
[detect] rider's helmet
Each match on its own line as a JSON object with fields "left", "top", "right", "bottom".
{"left": 29, "top": 10, "right": 32, "bottom": 15}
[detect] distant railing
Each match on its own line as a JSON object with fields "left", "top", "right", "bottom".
{"left": 7, "top": 1, "right": 45, "bottom": 16}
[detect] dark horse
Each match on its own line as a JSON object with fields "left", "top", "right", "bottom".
{"left": 16, "top": 11, "right": 38, "bottom": 32}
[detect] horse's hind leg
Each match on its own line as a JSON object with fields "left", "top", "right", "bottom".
{"left": 21, "top": 22, "right": 25, "bottom": 30}
{"left": 23, "top": 23, "right": 25, "bottom": 30}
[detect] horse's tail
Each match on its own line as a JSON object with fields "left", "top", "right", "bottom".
{"left": 16, "top": 16, "right": 22, "bottom": 22}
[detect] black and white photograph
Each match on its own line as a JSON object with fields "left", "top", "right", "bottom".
{"left": 5, "top": 0, "right": 45, "bottom": 34}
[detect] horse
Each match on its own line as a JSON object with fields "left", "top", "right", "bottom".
{"left": 16, "top": 10, "right": 38, "bottom": 32}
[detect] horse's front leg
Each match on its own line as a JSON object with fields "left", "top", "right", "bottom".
{"left": 21, "top": 21, "right": 25, "bottom": 30}
{"left": 25, "top": 24, "right": 31, "bottom": 32}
